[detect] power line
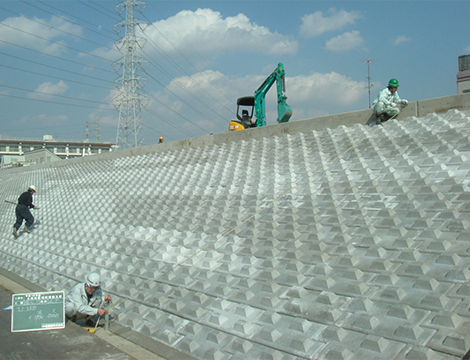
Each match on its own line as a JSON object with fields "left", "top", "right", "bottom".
{"left": 0, "top": 3, "right": 202, "bottom": 140}
{"left": 143, "top": 107, "right": 194, "bottom": 138}
{"left": 141, "top": 65, "right": 227, "bottom": 132}
{"left": 33, "top": 0, "right": 120, "bottom": 40}
{"left": 0, "top": 83, "right": 113, "bottom": 107}
{"left": 0, "top": 63, "right": 113, "bottom": 91}
{"left": 145, "top": 3, "right": 234, "bottom": 106}
{"left": 0, "top": 4, "right": 116, "bottom": 51}
{"left": 0, "top": 40, "right": 114, "bottom": 76}
{"left": 141, "top": 88, "right": 210, "bottom": 134}
{"left": 0, "top": 92, "right": 114, "bottom": 111}
{"left": 0, "top": 50, "right": 113, "bottom": 86}
{"left": 78, "top": 0, "right": 121, "bottom": 22}
{"left": 133, "top": 18, "right": 232, "bottom": 131}
{"left": 141, "top": 10, "right": 234, "bottom": 114}
{"left": 0, "top": 21, "right": 114, "bottom": 64}
{"left": 1, "top": 1, "right": 231, "bottom": 142}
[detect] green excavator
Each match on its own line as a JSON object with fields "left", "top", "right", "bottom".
{"left": 229, "top": 62, "right": 293, "bottom": 131}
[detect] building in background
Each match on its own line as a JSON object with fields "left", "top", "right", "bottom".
{"left": 0, "top": 135, "right": 116, "bottom": 170}
{"left": 0, "top": 155, "right": 25, "bottom": 169}
{"left": 458, "top": 54, "right": 470, "bottom": 94}
{"left": 24, "top": 148, "right": 62, "bottom": 165}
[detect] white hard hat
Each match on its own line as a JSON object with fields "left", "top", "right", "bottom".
{"left": 86, "top": 272, "right": 101, "bottom": 288}
{"left": 29, "top": 185, "right": 36, "bottom": 192}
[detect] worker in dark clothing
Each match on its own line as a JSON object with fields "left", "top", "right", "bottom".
{"left": 13, "top": 185, "right": 39, "bottom": 238}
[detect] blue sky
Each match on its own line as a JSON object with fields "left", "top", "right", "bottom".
{"left": 0, "top": 1, "right": 469, "bottom": 145}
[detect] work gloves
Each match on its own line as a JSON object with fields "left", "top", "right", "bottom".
{"left": 391, "top": 100, "right": 408, "bottom": 107}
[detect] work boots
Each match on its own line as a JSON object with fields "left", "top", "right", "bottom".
{"left": 12, "top": 228, "right": 19, "bottom": 238}
{"left": 377, "top": 113, "right": 391, "bottom": 124}
{"left": 85, "top": 317, "right": 96, "bottom": 327}
{"left": 24, "top": 226, "right": 32, "bottom": 233}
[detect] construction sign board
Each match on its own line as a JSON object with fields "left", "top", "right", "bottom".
{"left": 11, "top": 291, "right": 65, "bottom": 332}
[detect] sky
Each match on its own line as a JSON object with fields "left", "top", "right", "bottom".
{"left": 0, "top": 0, "right": 469, "bottom": 146}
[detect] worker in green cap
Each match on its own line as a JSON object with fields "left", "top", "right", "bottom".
{"left": 372, "top": 78, "right": 408, "bottom": 123}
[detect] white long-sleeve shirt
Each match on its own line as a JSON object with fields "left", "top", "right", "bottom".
{"left": 372, "top": 87, "right": 403, "bottom": 110}
{"left": 65, "top": 282, "right": 105, "bottom": 316}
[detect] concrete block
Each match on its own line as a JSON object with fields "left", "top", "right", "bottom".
{"left": 4, "top": 101, "right": 470, "bottom": 360}
{"left": 360, "top": 336, "right": 390, "bottom": 353}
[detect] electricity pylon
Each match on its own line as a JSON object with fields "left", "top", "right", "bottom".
{"left": 112, "top": 0, "right": 149, "bottom": 149}
{"left": 93, "top": 117, "right": 101, "bottom": 143}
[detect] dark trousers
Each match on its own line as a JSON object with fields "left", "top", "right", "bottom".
{"left": 14, "top": 205, "right": 34, "bottom": 229}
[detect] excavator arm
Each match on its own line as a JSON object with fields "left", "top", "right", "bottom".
{"left": 254, "top": 62, "right": 293, "bottom": 127}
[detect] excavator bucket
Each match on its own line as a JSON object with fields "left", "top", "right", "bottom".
{"left": 278, "top": 102, "right": 293, "bottom": 123}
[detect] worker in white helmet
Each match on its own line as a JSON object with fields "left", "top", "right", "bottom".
{"left": 13, "top": 185, "right": 39, "bottom": 238}
{"left": 65, "top": 272, "right": 112, "bottom": 326}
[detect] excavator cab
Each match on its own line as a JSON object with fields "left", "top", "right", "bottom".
{"left": 229, "top": 96, "right": 257, "bottom": 131}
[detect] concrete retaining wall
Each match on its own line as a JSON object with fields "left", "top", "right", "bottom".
{"left": 4, "top": 93, "right": 470, "bottom": 175}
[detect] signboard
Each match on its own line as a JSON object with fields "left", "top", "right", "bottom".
{"left": 11, "top": 291, "right": 65, "bottom": 332}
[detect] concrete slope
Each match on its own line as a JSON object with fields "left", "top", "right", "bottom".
{"left": 1, "top": 110, "right": 470, "bottom": 359}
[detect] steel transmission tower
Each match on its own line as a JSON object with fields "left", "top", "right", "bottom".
{"left": 93, "top": 117, "right": 101, "bottom": 142}
{"left": 112, "top": 0, "right": 149, "bottom": 149}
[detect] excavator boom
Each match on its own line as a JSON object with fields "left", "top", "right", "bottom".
{"left": 254, "top": 62, "right": 293, "bottom": 127}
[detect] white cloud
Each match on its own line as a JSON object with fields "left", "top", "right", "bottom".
{"left": 28, "top": 80, "right": 69, "bottom": 100}
{"left": 288, "top": 71, "right": 365, "bottom": 106}
{"left": 20, "top": 113, "right": 69, "bottom": 127}
{"left": 87, "top": 47, "right": 121, "bottom": 63}
{"left": 93, "top": 8, "right": 297, "bottom": 71}
{"left": 326, "top": 31, "right": 364, "bottom": 52}
{"left": 300, "top": 9, "right": 360, "bottom": 38}
{"left": 394, "top": 35, "right": 412, "bottom": 46}
{"left": 0, "top": 15, "right": 82, "bottom": 55}
{"left": 144, "top": 8, "right": 298, "bottom": 58}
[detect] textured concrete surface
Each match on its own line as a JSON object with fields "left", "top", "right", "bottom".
{"left": 0, "top": 284, "right": 136, "bottom": 360}
{"left": 0, "top": 264, "right": 191, "bottom": 360}
{"left": 1, "top": 108, "right": 470, "bottom": 359}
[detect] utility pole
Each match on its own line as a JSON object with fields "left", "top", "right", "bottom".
{"left": 361, "top": 58, "right": 376, "bottom": 108}
{"left": 112, "top": 0, "right": 149, "bottom": 149}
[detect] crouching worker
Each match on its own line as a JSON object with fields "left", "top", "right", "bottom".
{"left": 65, "top": 272, "right": 112, "bottom": 327}
{"left": 372, "top": 78, "right": 408, "bottom": 123}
